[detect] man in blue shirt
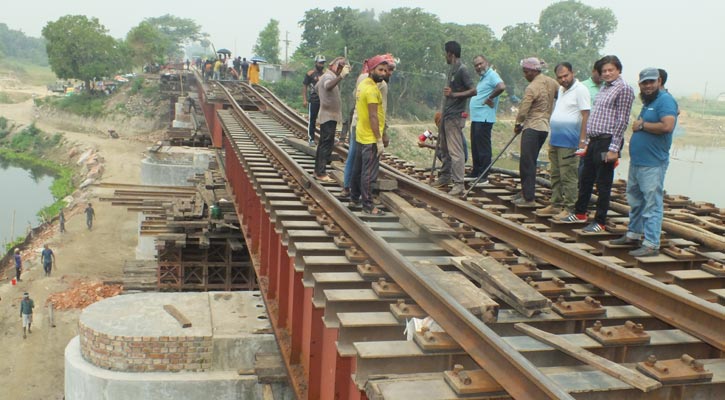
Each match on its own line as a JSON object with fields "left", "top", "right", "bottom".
{"left": 610, "top": 68, "right": 678, "bottom": 257}
{"left": 468, "top": 55, "right": 505, "bottom": 181}
{"left": 41, "top": 243, "right": 55, "bottom": 277}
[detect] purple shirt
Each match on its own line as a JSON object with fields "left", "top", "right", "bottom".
{"left": 586, "top": 76, "right": 635, "bottom": 153}
{"left": 15, "top": 254, "right": 22, "bottom": 268}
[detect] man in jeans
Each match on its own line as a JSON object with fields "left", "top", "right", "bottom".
{"left": 610, "top": 68, "right": 678, "bottom": 257}
{"left": 313, "top": 57, "right": 351, "bottom": 182}
{"left": 560, "top": 55, "right": 635, "bottom": 232}
{"left": 513, "top": 57, "right": 558, "bottom": 206}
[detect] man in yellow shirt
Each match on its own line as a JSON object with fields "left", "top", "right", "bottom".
{"left": 350, "top": 56, "right": 388, "bottom": 215}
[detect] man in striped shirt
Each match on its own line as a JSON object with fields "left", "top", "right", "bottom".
{"left": 560, "top": 55, "right": 635, "bottom": 232}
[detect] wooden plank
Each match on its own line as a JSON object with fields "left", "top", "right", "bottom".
{"left": 452, "top": 256, "right": 550, "bottom": 317}
{"left": 163, "top": 304, "right": 192, "bottom": 328}
{"left": 514, "top": 323, "right": 662, "bottom": 392}
{"left": 380, "top": 192, "right": 455, "bottom": 236}
{"left": 284, "top": 136, "right": 341, "bottom": 161}
{"left": 415, "top": 261, "right": 498, "bottom": 322}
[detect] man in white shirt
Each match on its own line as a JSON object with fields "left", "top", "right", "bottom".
{"left": 543, "top": 62, "right": 590, "bottom": 218}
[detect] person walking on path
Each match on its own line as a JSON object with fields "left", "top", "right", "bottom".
{"left": 610, "top": 68, "right": 678, "bottom": 257}
{"left": 560, "top": 55, "right": 635, "bottom": 232}
{"left": 40, "top": 244, "right": 55, "bottom": 277}
{"left": 541, "top": 62, "right": 590, "bottom": 218}
{"left": 302, "top": 55, "right": 326, "bottom": 146}
{"left": 59, "top": 209, "right": 66, "bottom": 233}
{"left": 350, "top": 56, "right": 389, "bottom": 215}
{"left": 85, "top": 203, "right": 95, "bottom": 230}
{"left": 14, "top": 248, "right": 22, "bottom": 282}
{"left": 435, "top": 41, "right": 476, "bottom": 197}
{"left": 20, "top": 292, "right": 34, "bottom": 339}
{"left": 513, "top": 57, "right": 559, "bottom": 206}
{"left": 469, "top": 55, "right": 505, "bottom": 181}
{"left": 313, "top": 57, "right": 350, "bottom": 182}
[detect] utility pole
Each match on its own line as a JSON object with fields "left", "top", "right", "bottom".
{"left": 283, "top": 31, "right": 290, "bottom": 65}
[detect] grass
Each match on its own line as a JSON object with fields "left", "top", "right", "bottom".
{"left": 50, "top": 94, "right": 107, "bottom": 118}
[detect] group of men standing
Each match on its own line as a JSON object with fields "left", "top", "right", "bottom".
{"left": 202, "top": 56, "right": 258, "bottom": 83}
{"left": 300, "top": 44, "right": 678, "bottom": 257}
{"left": 514, "top": 54, "right": 677, "bottom": 257}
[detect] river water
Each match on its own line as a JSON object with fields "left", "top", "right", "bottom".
{"left": 0, "top": 160, "right": 55, "bottom": 246}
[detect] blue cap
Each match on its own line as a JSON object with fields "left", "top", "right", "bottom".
{"left": 639, "top": 67, "right": 659, "bottom": 83}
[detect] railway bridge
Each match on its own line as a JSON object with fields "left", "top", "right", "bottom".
{"left": 193, "top": 74, "right": 725, "bottom": 400}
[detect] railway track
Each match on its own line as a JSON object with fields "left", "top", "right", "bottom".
{"left": 197, "top": 76, "right": 725, "bottom": 399}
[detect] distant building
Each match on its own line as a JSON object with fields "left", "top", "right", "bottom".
{"left": 717, "top": 92, "right": 725, "bottom": 102}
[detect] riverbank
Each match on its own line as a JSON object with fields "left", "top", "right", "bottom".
{"left": 0, "top": 79, "right": 162, "bottom": 399}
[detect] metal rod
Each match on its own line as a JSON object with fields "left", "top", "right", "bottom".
{"left": 463, "top": 131, "right": 520, "bottom": 198}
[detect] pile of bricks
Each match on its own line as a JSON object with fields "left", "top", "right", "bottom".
{"left": 46, "top": 280, "right": 122, "bottom": 310}
{"left": 78, "top": 322, "right": 213, "bottom": 372}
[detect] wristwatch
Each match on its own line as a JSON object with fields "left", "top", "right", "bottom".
{"left": 638, "top": 122, "right": 644, "bottom": 131}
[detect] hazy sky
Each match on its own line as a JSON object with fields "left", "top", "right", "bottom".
{"left": 4, "top": 0, "right": 723, "bottom": 97}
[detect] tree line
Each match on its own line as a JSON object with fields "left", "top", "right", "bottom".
{"left": 273, "top": 1, "right": 616, "bottom": 118}
{"left": 0, "top": 23, "right": 48, "bottom": 66}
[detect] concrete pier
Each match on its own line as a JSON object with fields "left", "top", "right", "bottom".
{"left": 65, "top": 292, "right": 292, "bottom": 399}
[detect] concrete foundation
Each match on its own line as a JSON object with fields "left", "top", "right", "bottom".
{"left": 65, "top": 292, "right": 293, "bottom": 400}
{"left": 140, "top": 146, "right": 213, "bottom": 187}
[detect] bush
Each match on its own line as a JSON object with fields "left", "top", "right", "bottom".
{"left": 130, "top": 77, "right": 145, "bottom": 95}
{"left": 54, "top": 93, "right": 107, "bottom": 118}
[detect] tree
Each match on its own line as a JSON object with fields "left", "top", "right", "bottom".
{"left": 42, "top": 15, "right": 127, "bottom": 90}
{"left": 0, "top": 23, "right": 48, "bottom": 65}
{"left": 126, "top": 21, "right": 169, "bottom": 67}
{"left": 254, "top": 19, "right": 281, "bottom": 64}
{"left": 538, "top": 1, "right": 616, "bottom": 76}
{"left": 144, "top": 15, "right": 208, "bottom": 60}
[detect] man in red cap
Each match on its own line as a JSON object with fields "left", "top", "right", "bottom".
{"left": 350, "top": 56, "right": 389, "bottom": 215}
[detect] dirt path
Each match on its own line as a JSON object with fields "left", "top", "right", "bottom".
{"left": 0, "top": 85, "right": 154, "bottom": 399}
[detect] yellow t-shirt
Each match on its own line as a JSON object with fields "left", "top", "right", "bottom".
{"left": 355, "top": 77, "right": 384, "bottom": 145}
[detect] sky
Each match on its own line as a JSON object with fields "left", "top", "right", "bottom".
{"left": 3, "top": 0, "right": 723, "bottom": 97}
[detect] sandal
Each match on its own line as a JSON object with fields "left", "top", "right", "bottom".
{"left": 315, "top": 174, "right": 335, "bottom": 183}
{"left": 362, "top": 207, "right": 385, "bottom": 216}
{"left": 338, "top": 188, "right": 351, "bottom": 199}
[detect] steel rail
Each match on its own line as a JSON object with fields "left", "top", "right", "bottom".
{"left": 390, "top": 171, "right": 725, "bottom": 352}
{"left": 219, "top": 84, "right": 575, "bottom": 400}
{"left": 238, "top": 82, "right": 725, "bottom": 352}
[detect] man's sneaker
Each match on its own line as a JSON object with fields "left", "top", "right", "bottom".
{"left": 538, "top": 205, "right": 561, "bottom": 215}
{"left": 308, "top": 139, "right": 316, "bottom": 146}
{"left": 559, "top": 213, "right": 587, "bottom": 223}
{"left": 610, "top": 235, "right": 641, "bottom": 246}
{"left": 555, "top": 209, "right": 571, "bottom": 219}
{"left": 431, "top": 178, "right": 451, "bottom": 188}
{"left": 582, "top": 222, "right": 606, "bottom": 233}
{"left": 512, "top": 197, "right": 536, "bottom": 206}
{"left": 629, "top": 246, "right": 659, "bottom": 257}
{"left": 448, "top": 183, "right": 465, "bottom": 196}
{"left": 512, "top": 192, "right": 523, "bottom": 200}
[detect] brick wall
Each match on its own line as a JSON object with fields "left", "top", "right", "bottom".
{"left": 79, "top": 322, "right": 212, "bottom": 372}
